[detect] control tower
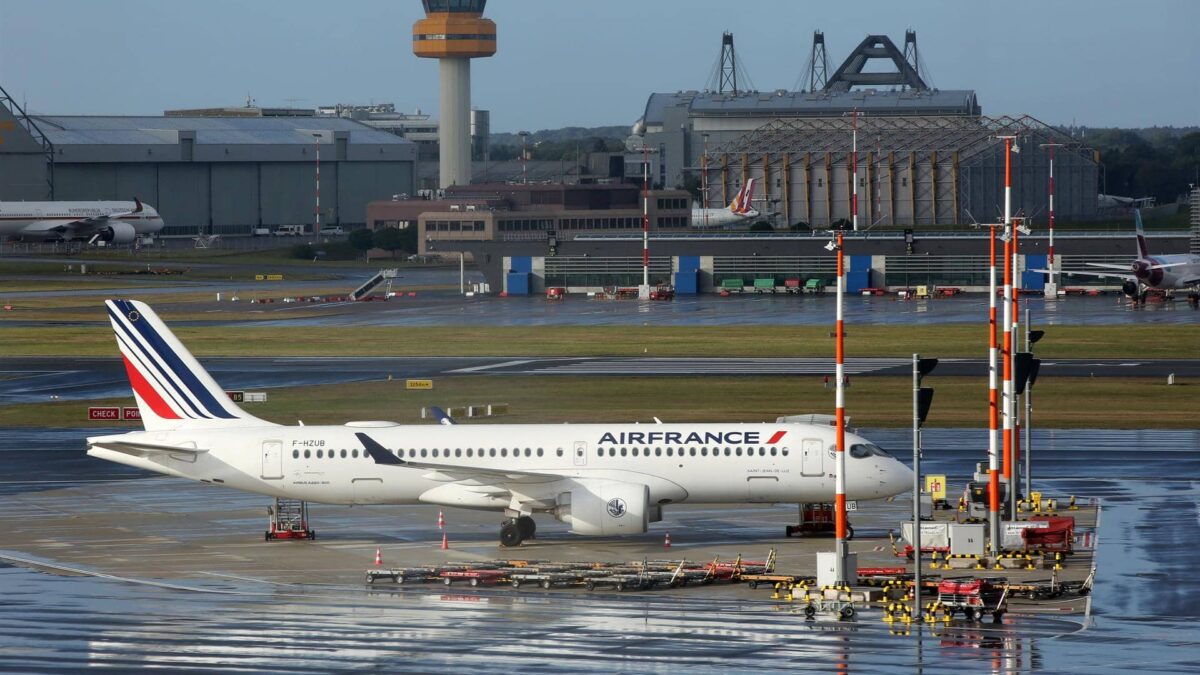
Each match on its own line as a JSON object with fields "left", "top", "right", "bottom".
{"left": 413, "top": 0, "right": 496, "bottom": 189}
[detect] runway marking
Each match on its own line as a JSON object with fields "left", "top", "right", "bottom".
{"left": 448, "top": 359, "right": 544, "bottom": 373}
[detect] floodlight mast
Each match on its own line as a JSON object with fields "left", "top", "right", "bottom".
{"left": 998, "top": 135, "right": 1017, "bottom": 543}
{"left": 833, "top": 228, "right": 849, "bottom": 584}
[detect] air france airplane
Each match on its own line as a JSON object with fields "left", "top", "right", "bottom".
{"left": 0, "top": 198, "right": 163, "bottom": 244}
{"left": 87, "top": 300, "right": 912, "bottom": 546}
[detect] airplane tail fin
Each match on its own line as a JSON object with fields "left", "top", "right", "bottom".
{"left": 727, "top": 182, "right": 748, "bottom": 213}
{"left": 740, "top": 178, "right": 757, "bottom": 213}
{"left": 105, "top": 299, "right": 271, "bottom": 431}
{"left": 1134, "top": 209, "right": 1149, "bottom": 258}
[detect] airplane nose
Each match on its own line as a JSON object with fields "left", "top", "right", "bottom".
{"left": 884, "top": 460, "right": 915, "bottom": 497}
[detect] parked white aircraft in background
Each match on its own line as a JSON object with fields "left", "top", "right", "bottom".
{"left": 1039, "top": 210, "right": 1200, "bottom": 300}
{"left": 0, "top": 198, "right": 163, "bottom": 244}
{"left": 692, "top": 179, "right": 760, "bottom": 227}
{"left": 87, "top": 299, "right": 913, "bottom": 546}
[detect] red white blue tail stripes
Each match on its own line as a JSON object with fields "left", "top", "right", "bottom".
{"left": 106, "top": 299, "right": 261, "bottom": 429}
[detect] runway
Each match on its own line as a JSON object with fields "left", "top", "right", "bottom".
{"left": 1, "top": 356, "right": 1196, "bottom": 405}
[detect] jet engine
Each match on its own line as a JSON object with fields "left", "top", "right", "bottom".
{"left": 98, "top": 221, "right": 137, "bottom": 244}
{"left": 1122, "top": 280, "right": 1139, "bottom": 298}
{"left": 553, "top": 479, "right": 649, "bottom": 536}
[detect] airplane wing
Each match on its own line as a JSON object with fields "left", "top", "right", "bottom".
{"left": 88, "top": 439, "right": 208, "bottom": 458}
{"left": 356, "top": 432, "right": 560, "bottom": 485}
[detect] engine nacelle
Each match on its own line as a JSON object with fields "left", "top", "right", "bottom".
{"left": 99, "top": 221, "right": 137, "bottom": 244}
{"left": 554, "top": 479, "right": 649, "bottom": 536}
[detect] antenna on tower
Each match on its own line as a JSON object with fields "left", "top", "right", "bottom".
{"left": 707, "top": 31, "right": 754, "bottom": 95}
{"left": 808, "top": 31, "right": 829, "bottom": 92}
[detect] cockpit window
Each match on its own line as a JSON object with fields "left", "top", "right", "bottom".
{"left": 849, "top": 443, "right": 892, "bottom": 459}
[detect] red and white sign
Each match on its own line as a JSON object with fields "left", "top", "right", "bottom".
{"left": 88, "top": 407, "right": 121, "bottom": 420}
{"left": 122, "top": 407, "right": 141, "bottom": 421}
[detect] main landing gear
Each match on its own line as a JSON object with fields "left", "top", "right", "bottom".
{"left": 500, "top": 516, "right": 537, "bottom": 547}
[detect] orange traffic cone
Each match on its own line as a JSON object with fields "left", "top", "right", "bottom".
{"left": 441, "top": 532, "right": 449, "bottom": 550}
{"left": 438, "top": 511, "right": 445, "bottom": 529}
{"left": 374, "top": 547, "right": 382, "bottom": 566}
{"left": 664, "top": 532, "right": 672, "bottom": 548}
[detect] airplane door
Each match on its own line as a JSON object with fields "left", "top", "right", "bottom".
{"left": 261, "top": 441, "right": 283, "bottom": 479}
{"left": 801, "top": 439, "right": 824, "bottom": 477}
{"left": 573, "top": 441, "right": 587, "bottom": 467}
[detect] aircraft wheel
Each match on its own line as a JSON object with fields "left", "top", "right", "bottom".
{"left": 840, "top": 605, "right": 856, "bottom": 620}
{"left": 541, "top": 579, "right": 553, "bottom": 590}
{"left": 846, "top": 525, "right": 855, "bottom": 541}
{"left": 517, "top": 516, "right": 537, "bottom": 540}
{"left": 469, "top": 577, "right": 480, "bottom": 587}
{"left": 500, "top": 521, "right": 523, "bottom": 547}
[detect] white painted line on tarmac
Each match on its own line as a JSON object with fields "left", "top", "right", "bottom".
{"left": 449, "top": 359, "right": 542, "bottom": 373}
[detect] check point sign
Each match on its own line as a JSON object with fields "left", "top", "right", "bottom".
{"left": 88, "top": 406, "right": 142, "bottom": 421}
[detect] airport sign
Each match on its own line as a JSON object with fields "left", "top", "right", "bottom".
{"left": 406, "top": 379, "right": 434, "bottom": 390}
{"left": 122, "top": 407, "right": 141, "bottom": 421}
{"left": 87, "top": 406, "right": 121, "bottom": 421}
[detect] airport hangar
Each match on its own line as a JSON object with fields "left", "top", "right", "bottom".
{"left": 0, "top": 100, "right": 417, "bottom": 237}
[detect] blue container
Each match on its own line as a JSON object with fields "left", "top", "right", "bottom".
{"left": 674, "top": 270, "right": 698, "bottom": 295}
{"left": 846, "top": 270, "right": 870, "bottom": 294}
{"left": 506, "top": 272, "right": 530, "bottom": 296}
{"left": 1023, "top": 254, "right": 1047, "bottom": 291}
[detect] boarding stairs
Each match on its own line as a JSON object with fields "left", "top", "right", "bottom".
{"left": 351, "top": 268, "right": 399, "bottom": 301}
{"left": 266, "top": 498, "right": 314, "bottom": 540}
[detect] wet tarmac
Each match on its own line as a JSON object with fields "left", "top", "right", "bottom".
{"left": 2, "top": 355, "right": 1195, "bottom": 406}
{"left": 0, "top": 427, "right": 1196, "bottom": 672}
{"left": 234, "top": 293, "right": 1200, "bottom": 328}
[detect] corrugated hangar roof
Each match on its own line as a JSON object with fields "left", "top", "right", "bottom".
{"left": 29, "top": 115, "right": 411, "bottom": 146}
{"left": 642, "top": 88, "right": 979, "bottom": 125}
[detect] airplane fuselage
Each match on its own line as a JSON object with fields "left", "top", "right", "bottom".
{"left": 1136, "top": 253, "right": 1200, "bottom": 290}
{"left": 0, "top": 201, "right": 164, "bottom": 240}
{"left": 89, "top": 422, "right": 909, "bottom": 509}
{"left": 690, "top": 208, "right": 761, "bottom": 228}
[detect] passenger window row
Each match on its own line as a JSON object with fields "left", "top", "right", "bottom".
{"left": 292, "top": 447, "right": 565, "bottom": 460}
{"left": 595, "top": 446, "right": 788, "bottom": 458}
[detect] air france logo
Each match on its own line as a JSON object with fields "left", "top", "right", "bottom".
{"left": 606, "top": 498, "right": 627, "bottom": 518}
{"left": 597, "top": 430, "right": 787, "bottom": 445}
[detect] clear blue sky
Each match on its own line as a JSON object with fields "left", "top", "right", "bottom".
{"left": 1, "top": 0, "right": 1196, "bottom": 132}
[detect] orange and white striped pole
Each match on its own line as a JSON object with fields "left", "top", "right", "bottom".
{"left": 1011, "top": 223, "right": 1022, "bottom": 515}
{"left": 988, "top": 222, "right": 1000, "bottom": 556}
{"left": 1000, "top": 137, "right": 1015, "bottom": 529}
{"left": 834, "top": 228, "right": 849, "bottom": 584}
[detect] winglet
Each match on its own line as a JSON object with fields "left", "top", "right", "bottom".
{"left": 356, "top": 432, "right": 404, "bottom": 465}
{"left": 429, "top": 406, "right": 456, "bottom": 426}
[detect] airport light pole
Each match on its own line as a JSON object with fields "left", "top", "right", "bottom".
{"left": 313, "top": 133, "right": 321, "bottom": 237}
{"left": 988, "top": 222, "right": 1001, "bottom": 556}
{"left": 998, "top": 135, "right": 1018, "bottom": 532}
{"left": 1011, "top": 219, "right": 1021, "bottom": 512}
{"left": 912, "top": 354, "right": 937, "bottom": 619}
{"left": 702, "top": 133, "right": 710, "bottom": 228}
{"left": 640, "top": 145, "right": 651, "bottom": 299}
{"left": 1040, "top": 143, "right": 1064, "bottom": 297}
{"left": 1023, "top": 309, "right": 1045, "bottom": 498}
{"left": 829, "top": 226, "right": 850, "bottom": 585}
{"left": 851, "top": 109, "right": 859, "bottom": 232}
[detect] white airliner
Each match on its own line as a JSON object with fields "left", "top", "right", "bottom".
{"left": 0, "top": 198, "right": 164, "bottom": 244}
{"left": 87, "top": 300, "right": 912, "bottom": 546}
{"left": 1038, "top": 210, "right": 1200, "bottom": 300}
{"left": 692, "top": 179, "right": 760, "bottom": 227}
